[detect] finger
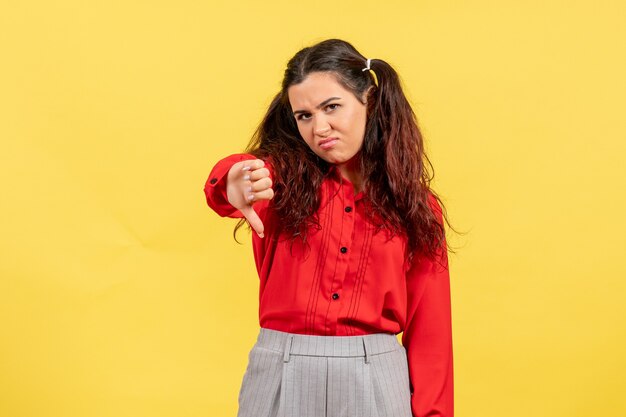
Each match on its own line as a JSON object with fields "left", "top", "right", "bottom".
{"left": 248, "top": 167, "right": 270, "bottom": 181}
{"left": 241, "top": 159, "right": 265, "bottom": 172}
{"left": 250, "top": 177, "right": 273, "bottom": 192}
{"left": 240, "top": 205, "right": 265, "bottom": 238}
{"left": 249, "top": 188, "right": 274, "bottom": 201}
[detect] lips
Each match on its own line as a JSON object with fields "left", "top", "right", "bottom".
{"left": 319, "top": 137, "right": 338, "bottom": 150}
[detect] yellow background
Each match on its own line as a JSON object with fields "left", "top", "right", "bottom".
{"left": 1, "top": 0, "right": 625, "bottom": 416}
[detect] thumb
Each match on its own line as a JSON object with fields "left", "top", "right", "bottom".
{"left": 240, "top": 205, "right": 265, "bottom": 238}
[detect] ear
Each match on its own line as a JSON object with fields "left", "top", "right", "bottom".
{"left": 361, "top": 85, "right": 375, "bottom": 104}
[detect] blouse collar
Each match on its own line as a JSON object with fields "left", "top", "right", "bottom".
{"left": 327, "top": 165, "right": 366, "bottom": 201}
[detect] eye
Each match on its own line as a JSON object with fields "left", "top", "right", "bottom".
{"left": 295, "top": 103, "right": 340, "bottom": 121}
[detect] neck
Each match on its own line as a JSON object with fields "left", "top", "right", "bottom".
{"left": 337, "top": 158, "right": 363, "bottom": 194}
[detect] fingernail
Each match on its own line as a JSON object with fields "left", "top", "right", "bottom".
{"left": 243, "top": 175, "right": 250, "bottom": 181}
{"left": 246, "top": 186, "right": 252, "bottom": 192}
{"left": 242, "top": 166, "right": 251, "bottom": 171}
{"left": 247, "top": 194, "right": 254, "bottom": 201}
{"left": 257, "top": 232, "right": 264, "bottom": 238}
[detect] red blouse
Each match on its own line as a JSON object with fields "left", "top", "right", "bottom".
{"left": 204, "top": 153, "right": 454, "bottom": 417}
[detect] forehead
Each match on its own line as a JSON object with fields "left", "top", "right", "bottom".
{"left": 287, "top": 72, "right": 352, "bottom": 107}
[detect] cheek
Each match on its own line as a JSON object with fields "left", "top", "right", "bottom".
{"left": 299, "top": 130, "right": 315, "bottom": 150}
{"left": 346, "top": 109, "right": 364, "bottom": 131}
{"left": 353, "top": 112, "right": 368, "bottom": 139}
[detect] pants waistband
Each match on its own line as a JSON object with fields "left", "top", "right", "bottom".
{"left": 254, "top": 327, "right": 401, "bottom": 364}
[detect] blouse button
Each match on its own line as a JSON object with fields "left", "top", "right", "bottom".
{"left": 340, "top": 247, "right": 348, "bottom": 254}
{"left": 209, "top": 178, "right": 217, "bottom": 184}
{"left": 344, "top": 206, "right": 352, "bottom": 213}
{"left": 332, "top": 293, "right": 339, "bottom": 300}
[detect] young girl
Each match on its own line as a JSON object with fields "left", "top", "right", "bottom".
{"left": 204, "top": 38, "right": 454, "bottom": 417}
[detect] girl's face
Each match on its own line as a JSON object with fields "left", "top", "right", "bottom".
{"left": 288, "top": 71, "right": 369, "bottom": 171}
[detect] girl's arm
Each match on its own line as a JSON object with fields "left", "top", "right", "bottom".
{"left": 402, "top": 194, "right": 454, "bottom": 417}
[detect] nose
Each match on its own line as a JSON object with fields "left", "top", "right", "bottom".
{"left": 313, "top": 116, "right": 331, "bottom": 137}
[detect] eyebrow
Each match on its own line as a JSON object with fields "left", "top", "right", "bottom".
{"left": 292, "top": 97, "right": 341, "bottom": 116}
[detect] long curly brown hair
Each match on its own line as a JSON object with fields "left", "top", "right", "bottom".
{"left": 236, "top": 38, "right": 458, "bottom": 263}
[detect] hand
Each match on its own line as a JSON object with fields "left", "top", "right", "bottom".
{"left": 226, "top": 159, "right": 274, "bottom": 238}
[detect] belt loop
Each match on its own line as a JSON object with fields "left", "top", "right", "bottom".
{"left": 362, "top": 337, "right": 370, "bottom": 364}
{"left": 283, "top": 335, "right": 294, "bottom": 363}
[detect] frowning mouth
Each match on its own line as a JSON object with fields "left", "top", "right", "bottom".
{"left": 319, "top": 137, "right": 338, "bottom": 150}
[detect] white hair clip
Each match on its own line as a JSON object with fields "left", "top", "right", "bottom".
{"left": 361, "top": 58, "right": 372, "bottom": 72}
{"left": 361, "top": 58, "right": 378, "bottom": 86}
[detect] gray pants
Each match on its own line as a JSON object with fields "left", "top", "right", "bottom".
{"left": 237, "top": 327, "right": 413, "bottom": 417}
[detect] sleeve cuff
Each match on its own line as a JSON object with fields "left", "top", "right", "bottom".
{"left": 203, "top": 153, "right": 257, "bottom": 218}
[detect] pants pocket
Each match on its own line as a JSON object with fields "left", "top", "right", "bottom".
{"left": 237, "top": 346, "right": 283, "bottom": 417}
{"left": 369, "top": 348, "right": 413, "bottom": 417}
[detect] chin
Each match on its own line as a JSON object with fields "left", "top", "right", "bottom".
{"left": 315, "top": 153, "right": 341, "bottom": 165}
{"left": 324, "top": 157, "right": 347, "bottom": 165}
{"left": 315, "top": 150, "right": 356, "bottom": 166}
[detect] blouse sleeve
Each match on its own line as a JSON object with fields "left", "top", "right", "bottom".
{"left": 401, "top": 193, "right": 454, "bottom": 417}
{"left": 203, "top": 153, "right": 259, "bottom": 218}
